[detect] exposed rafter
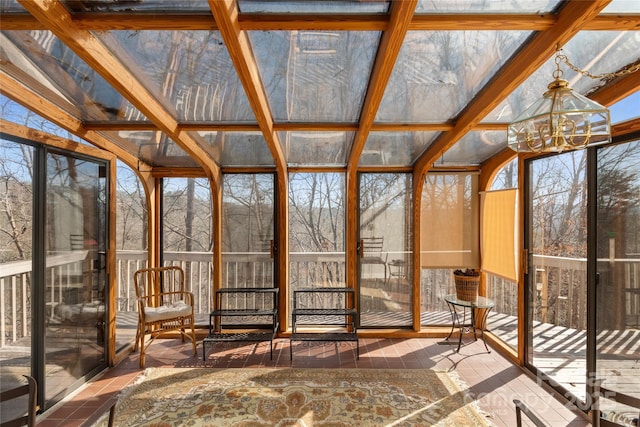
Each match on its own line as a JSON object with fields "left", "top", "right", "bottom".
{"left": 207, "top": 0, "right": 286, "bottom": 173}
{"left": 347, "top": 0, "right": 418, "bottom": 169}
{"left": 3, "top": 12, "right": 639, "bottom": 31}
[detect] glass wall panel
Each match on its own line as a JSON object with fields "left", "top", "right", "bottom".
{"left": 278, "top": 131, "right": 353, "bottom": 167}
{"left": 221, "top": 174, "right": 275, "bottom": 289}
{"left": 114, "top": 161, "right": 148, "bottom": 351}
{"left": 485, "top": 159, "right": 519, "bottom": 352}
{"left": 360, "top": 131, "right": 439, "bottom": 167}
{"left": 595, "top": 140, "right": 640, "bottom": 416}
{"left": 527, "top": 151, "right": 588, "bottom": 402}
{"left": 0, "top": 138, "right": 34, "bottom": 423}
{"left": 420, "top": 172, "right": 479, "bottom": 325}
{"left": 288, "top": 172, "right": 346, "bottom": 323}
{"left": 162, "top": 178, "right": 213, "bottom": 322}
{"left": 45, "top": 151, "right": 107, "bottom": 402}
{"left": 359, "top": 173, "right": 412, "bottom": 327}
{"left": 198, "top": 131, "right": 275, "bottom": 167}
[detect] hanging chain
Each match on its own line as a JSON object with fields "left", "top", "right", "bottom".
{"left": 556, "top": 51, "right": 640, "bottom": 80}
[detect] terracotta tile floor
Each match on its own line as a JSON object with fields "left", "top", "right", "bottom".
{"left": 37, "top": 337, "right": 592, "bottom": 426}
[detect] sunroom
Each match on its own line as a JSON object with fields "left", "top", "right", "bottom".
{"left": 0, "top": 0, "right": 639, "bottom": 425}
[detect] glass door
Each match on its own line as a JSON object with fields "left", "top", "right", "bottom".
{"left": 358, "top": 173, "right": 412, "bottom": 327}
{"left": 221, "top": 174, "right": 275, "bottom": 289}
{"left": 594, "top": 140, "right": 640, "bottom": 416}
{"left": 526, "top": 151, "right": 588, "bottom": 402}
{"left": 0, "top": 137, "right": 35, "bottom": 423}
{"left": 44, "top": 151, "right": 108, "bottom": 404}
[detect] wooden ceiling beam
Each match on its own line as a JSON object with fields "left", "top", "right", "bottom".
{"left": 347, "top": 0, "right": 418, "bottom": 169}
{"left": 207, "top": 0, "right": 286, "bottom": 173}
{"left": 612, "top": 117, "right": 640, "bottom": 138}
{"left": 590, "top": 69, "right": 640, "bottom": 106}
{"left": 17, "top": 0, "right": 220, "bottom": 181}
{"left": 3, "top": 12, "right": 637, "bottom": 31}
{"left": 414, "top": 0, "right": 613, "bottom": 174}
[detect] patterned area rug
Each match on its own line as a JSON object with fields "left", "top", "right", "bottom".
{"left": 98, "top": 368, "right": 493, "bottom": 426}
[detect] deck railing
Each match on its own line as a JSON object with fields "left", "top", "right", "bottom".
{"left": 2, "top": 251, "right": 638, "bottom": 347}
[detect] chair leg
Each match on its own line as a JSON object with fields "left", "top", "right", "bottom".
{"left": 188, "top": 320, "right": 197, "bottom": 356}
{"left": 138, "top": 332, "right": 146, "bottom": 368}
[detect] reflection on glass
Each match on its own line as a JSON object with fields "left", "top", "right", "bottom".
{"left": 377, "top": 30, "right": 529, "bottom": 122}
{"left": 101, "top": 30, "right": 256, "bottom": 123}
{"left": 278, "top": 131, "right": 352, "bottom": 166}
{"left": 198, "top": 131, "right": 275, "bottom": 167}
{"left": 440, "top": 131, "right": 505, "bottom": 166}
{"left": 0, "top": 138, "right": 33, "bottom": 422}
{"left": 249, "top": 31, "right": 379, "bottom": 122}
{"left": 239, "top": 0, "right": 390, "bottom": 13}
{"left": 45, "top": 152, "right": 107, "bottom": 401}
{"left": 359, "top": 173, "right": 413, "bottom": 327}
{"left": 222, "top": 174, "right": 275, "bottom": 289}
{"left": 528, "top": 151, "right": 588, "bottom": 402}
{"left": 98, "top": 130, "right": 200, "bottom": 168}
{"left": 595, "top": 141, "right": 640, "bottom": 409}
{"left": 360, "top": 131, "right": 439, "bottom": 166}
{"left": 64, "top": 0, "right": 213, "bottom": 12}
{"left": 1, "top": 31, "right": 145, "bottom": 121}
{"left": 416, "top": 0, "right": 560, "bottom": 13}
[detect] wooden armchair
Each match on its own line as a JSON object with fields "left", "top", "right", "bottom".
{"left": 134, "top": 266, "right": 197, "bottom": 368}
{"left": 0, "top": 375, "right": 37, "bottom": 427}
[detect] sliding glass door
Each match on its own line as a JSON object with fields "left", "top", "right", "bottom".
{"left": 594, "top": 140, "right": 640, "bottom": 414}
{"left": 526, "top": 139, "right": 640, "bottom": 408}
{"left": 0, "top": 135, "right": 109, "bottom": 414}
{"left": 526, "top": 150, "right": 588, "bottom": 401}
{"left": 44, "top": 151, "right": 108, "bottom": 403}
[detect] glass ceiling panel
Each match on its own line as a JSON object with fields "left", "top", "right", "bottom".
{"left": 196, "top": 131, "right": 275, "bottom": 167}
{"left": 415, "top": 0, "right": 560, "bottom": 13}
{"left": 62, "top": 0, "right": 213, "bottom": 12}
{"left": 100, "top": 130, "right": 200, "bottom": 168}
{"left": 610, "top": 91, "right": 640, "bottom": 124}
{"left": 602, "top": 0, "right": 640, "bottom": 13}
{"left": 359, "top": 131, "right": 439, "bottom": 167}
{"left": 278, "top": 131, "right": 353, "bottom": 166}
{"left": 238, "top": 0, "right": 390, "bottom": 13}
{"left": 0, "top": 0, "right": 25, "bottom": 13}
{"left": 249, "top": 30, "right": 379, "bottom": 123}
{"left": 376, "top": 30, "right": 530, "bottom": 123}
{"left": 483, "top": 31, "right": 640, "bottom": 123}
{"left": 437, "top": 130, "right": 505, "bottom": 166}
{"left": 96, "top": 30, "right": 257, "bottom": 123}
{"left": 1, "top": 30, "right": 148, "bottom": 122}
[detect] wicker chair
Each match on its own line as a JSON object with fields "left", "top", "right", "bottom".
{"left": 133, "top": 266, "right": 197, "bottom": 368}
